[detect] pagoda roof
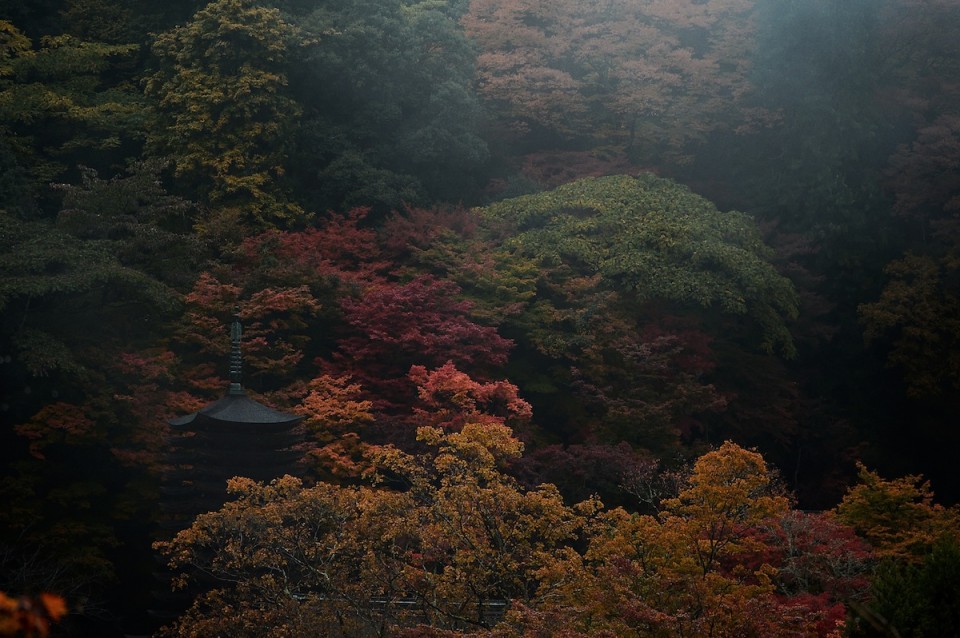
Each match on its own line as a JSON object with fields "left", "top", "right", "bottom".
{"left": 169, "top": 385, "right": 302, "bottom": 429}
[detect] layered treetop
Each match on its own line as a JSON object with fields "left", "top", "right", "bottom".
{"left": 478, "top": 173, "right": 799, "bottom": 356}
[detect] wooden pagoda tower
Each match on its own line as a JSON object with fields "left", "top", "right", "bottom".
{"left": 160, "top": 313, "right": 304, "bottom": 528}
{"left": 150, "top": 313, "right": 304, "bottom": 628}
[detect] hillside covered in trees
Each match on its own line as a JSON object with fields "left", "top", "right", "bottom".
{"left": 1, "top": 0, "right": 960, "bottom": 636}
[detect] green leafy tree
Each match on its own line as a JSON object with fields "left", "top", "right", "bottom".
{"left": 469, "top": 174, "right": 797, "bottom": 454}
{"left": 689, "top": 1, "right": 899, "bottom": 408}
{"left": 849, "top": 538, "right": 960, "bottom": 638}
{"left": 0, "top": 211, "right": 178, "bottom": 386}
{"left": 0, "top": 159, "right": 192, "bottom": 416}
{"left": 146, "top": 0, "right": 305, "bottom": 227}
{"left": 290, "top": 0, "right": 488, "bottom": 212}
{"left": 862, "top": 110, "right": 960, "bottom": 402}
{"left": 859, "top": 253, "right": 960, "bottom": 398}
{"left": 0, "top": 206, "right": 179, "bottom": 595}
{"left": 705, "top": 0, "right": 898, "bottom": 241}
{"left": 0, "top": 20, "right": 143, "bottom": 215}
{"left": 848, "top": 1, "right": 960, "bottom": 503}
{"left": 479, "top": 174, "right": 798, "bottom": 357}
{"left": 0, "top": 163, "right": 192, "bottom": 611}
{"left": 53, "top": 159, "right": 200, "bottom": 286}
{"left": 57, "top": 0, "right": 136, "bottom": 43}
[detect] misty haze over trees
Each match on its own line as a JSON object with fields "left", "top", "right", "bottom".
{"left": 1, "top": 0, "right": 959, "bottom": 635}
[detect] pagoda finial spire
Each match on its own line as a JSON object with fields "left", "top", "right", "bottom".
{"left": 229, "top": 307, "right": 243, "bottom": 395}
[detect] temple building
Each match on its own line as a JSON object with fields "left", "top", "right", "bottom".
{"left": 160, "top": 313, "right": 304, "bottom": 529}
{"left": 150, "top": 313, "right": 304, "bottom": 629}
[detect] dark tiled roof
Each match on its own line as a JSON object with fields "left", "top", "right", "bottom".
{"left": 169, "top": 387, "right": 301, "bottom": 428}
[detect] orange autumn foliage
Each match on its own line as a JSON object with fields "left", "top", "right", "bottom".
{"left": 0, "top": 592, "right": 66, "bottom": 638}
{"left": 14, "top": 402, "right": 97, "bottom": 460}
{"left": 155, "top": 438, "right": 868, "bottom": 637}
{"left": 156, "top": 423, "right": 593, "bottom": 637}
{"left": 294, "top": 374, "right": 376, "bottom": 480}
{"left": 505, "top": 442, "right": 834, "bottom": 638}
{"left": 834, "top": 462, "right": 960, "bottom": 561}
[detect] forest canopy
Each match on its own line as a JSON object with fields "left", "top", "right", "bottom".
{"left": 1, "top": 0, "right": 960, "bottom": 635}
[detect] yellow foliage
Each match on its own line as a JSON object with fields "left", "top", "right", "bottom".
{"left": 834, "top": 462, "right": 960, "bottom": 561}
